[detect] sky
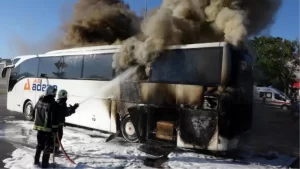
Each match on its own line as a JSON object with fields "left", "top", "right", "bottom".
{"left": 0, "top": 0, "right": 298, "bottom": 59}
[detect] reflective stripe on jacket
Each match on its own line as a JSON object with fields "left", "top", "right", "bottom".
{"left": 33, "top": 96, "right": 59, "bottom": 132}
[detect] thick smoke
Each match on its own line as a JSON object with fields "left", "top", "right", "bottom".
{"left": 59, "top": 0, "right": 140, "bottom": 48}
{"left": 113, "top": 0, "right": 282, "bottom": 72}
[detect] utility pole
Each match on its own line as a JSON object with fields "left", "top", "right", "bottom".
{"left": 144, "top": 0, "right": 148, "bottom": 19}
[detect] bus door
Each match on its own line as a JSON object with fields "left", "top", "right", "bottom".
{"left": 8, "top": 65, "right": 24, "bottom": 111}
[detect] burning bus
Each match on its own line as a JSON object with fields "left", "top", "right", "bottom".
{"left": 116, "top": 41, "right": 253, "bottom": 151}
{"left": 1, "top": 41, "right": 253, "bottom": 152}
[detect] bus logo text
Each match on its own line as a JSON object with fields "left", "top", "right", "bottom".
{"left": 24, "top": 79, "right": 57, "bottom": 92}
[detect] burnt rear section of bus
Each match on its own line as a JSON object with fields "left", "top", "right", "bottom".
{"left": 116, "top": 43, "right": 253, "bottom": 151}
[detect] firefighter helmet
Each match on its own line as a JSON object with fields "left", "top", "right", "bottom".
{"left": 57, "top": 89, "right": 68, "bottom": 100}
{"left": 45, "top": 85, "right": 57, "bottom": 97}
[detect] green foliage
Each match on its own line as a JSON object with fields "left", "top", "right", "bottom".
{"left": 250, "top": 36, "right": 300, "bottom": 93}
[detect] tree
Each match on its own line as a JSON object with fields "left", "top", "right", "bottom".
{"left": 250, "top": 36, "right": 300, "bottom": 94}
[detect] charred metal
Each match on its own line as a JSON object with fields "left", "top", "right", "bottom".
{"left": 115, "top": 43, "right": 253, "bottom": 152}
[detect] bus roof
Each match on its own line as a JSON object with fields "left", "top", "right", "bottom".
{"left": 9, "top": 55, "right": 37, "bottom": 67}
{"left": 11, "top": 41, "right": 227, "bottom": 60}
{"left": 41, "top": 41, "right": 226, "bottom": 57}
{"left": 14, "top": 55, "right": 37, "bottom": 59}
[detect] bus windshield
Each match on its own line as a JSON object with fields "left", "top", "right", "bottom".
{"left": 149, "top": 47, "right": 223, "bottom": 85}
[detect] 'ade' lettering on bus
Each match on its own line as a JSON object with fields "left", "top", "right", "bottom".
{"left": 24, "top": 79, "right": 57, "bottom": 92}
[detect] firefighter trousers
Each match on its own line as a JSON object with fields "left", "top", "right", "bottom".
{"left": 54, "top": 126, "right": 63, "bottom": 150}
{"left": 36, "top": 131, "right": 54, "bottom": 153}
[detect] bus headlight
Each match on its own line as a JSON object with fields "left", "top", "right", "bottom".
{"left": 203, "top": 95, "right": 219, "bottom": 110}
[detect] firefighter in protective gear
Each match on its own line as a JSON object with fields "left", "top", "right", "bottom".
{"left": 54, "top": 89, "right": 79, "bottom": 153}
{"left": 33, "top": 85, "right": 59, "bottom": 168}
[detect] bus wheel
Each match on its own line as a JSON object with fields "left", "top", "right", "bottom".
{"left": 24, "top": 101, "right": 34, "bottom": 121}
{"left": 121, "top": 115, "right": 139, "bottom": 143}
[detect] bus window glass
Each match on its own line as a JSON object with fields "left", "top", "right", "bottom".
{"left": 13, "top": 58, "right": 20, "bottom": 65}
{"left": 150, "top": 47, "right": 223, "bottom": 85}
{"left": 61, "top": 56, "right": 83, "bottom": 79}
{"left": 82, "top": 54, "right": 113, "bottom": 80}
{"left": 8, "top": 58, "right": 38, "bottom": 91}
{"left": 19, "top": 58, "right": 38, "bottom": 78}
{"left": 8, "top": 66, "right": 20, "bottom": 91}
{"left": 38, "top": 57, "right": 62, "bottom": 78}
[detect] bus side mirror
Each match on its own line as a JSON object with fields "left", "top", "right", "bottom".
{"left": 1, "top": 64, "right": 14, "bottom": 78}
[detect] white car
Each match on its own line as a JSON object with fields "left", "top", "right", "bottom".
{"left": 253, "top": 86, "right": 291, "bottom": 110}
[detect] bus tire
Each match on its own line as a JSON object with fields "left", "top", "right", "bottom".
{"left": 121, "top": 114, "right": 139, "bottom": 143}
{"left": 23, "top": 101, "right": 34, "bottom": 121}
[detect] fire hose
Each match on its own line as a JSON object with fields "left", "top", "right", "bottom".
{"left": 56, "top": 133, "right": 76, "bottom": 165}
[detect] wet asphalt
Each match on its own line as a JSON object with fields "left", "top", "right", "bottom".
{"left": 0, "top": 94, "right": 27, "bottom": 168}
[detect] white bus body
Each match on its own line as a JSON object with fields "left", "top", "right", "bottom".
{"left": 2, "top": 42, "right": 253, "bottom": 152}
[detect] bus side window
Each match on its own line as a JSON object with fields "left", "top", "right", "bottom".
{"left": 61, "top": 55, "right": 83, "bottom": 79}
{"left": 39, "top": 57, "right": 62, "bottom": 78}
{"left": 82, "top": 53, "right": 113, "bottom": 80}
{"left": 19, "top": 58, "right": 39, "bottom": 78}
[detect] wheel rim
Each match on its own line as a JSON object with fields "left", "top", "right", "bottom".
{"left": 125, "top": 121, "right": 136, "bottom": 137}
{"left": 25, "top": 104, "right": 33, "bottom": 120}
{"left": 121, "top": 117, "right": 138, "bottom": 142}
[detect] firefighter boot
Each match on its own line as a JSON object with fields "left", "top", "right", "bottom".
{"left": 41, "top": 153, "right": 50, "bottom": 168}
{"left": 34, "top": 150, "right": 41, "bottom": 165}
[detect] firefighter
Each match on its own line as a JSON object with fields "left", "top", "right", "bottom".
{"left": 55, "top": 89, "right": 79, "bottom": 153}
{"left": 33, "top": 85, "right": 59, "bottom": 168}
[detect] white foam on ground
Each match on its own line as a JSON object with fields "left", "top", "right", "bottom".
{"left": 2, "top": 120, "right": 292, "bottom": 169}
{"left": 167, "top": 152, "right": 280, "bottom": 169}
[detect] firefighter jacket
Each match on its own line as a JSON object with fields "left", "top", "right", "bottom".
{"left": 33, "top": 96, "right": 59, "bottom": 132}
{"left": 57, "top": 99, "right": 76, "bottom": 126}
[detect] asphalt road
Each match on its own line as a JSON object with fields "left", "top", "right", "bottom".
{"left": 242, "top": 104, "right": 299, "bottom": 157}
{"left": 0, "top": 94, "right": 26, "bottom": 168}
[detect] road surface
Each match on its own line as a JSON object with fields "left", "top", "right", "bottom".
{"left": 0, "top": 94, "right": 26, "bottom": 168}
{"left": 0, "top": 92, "right": 298, "bottom": 168}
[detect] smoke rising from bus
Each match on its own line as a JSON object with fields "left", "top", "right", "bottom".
{"left": 59, "top": 0, "right": 140, "bottom": 48}
{"left": 112, "top": 0, "right": 282, "bottom": 72}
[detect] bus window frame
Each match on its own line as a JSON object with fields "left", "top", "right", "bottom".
{"left": 146, "top": 47, "right": 224, "bottom": 86}
{"left": 37, "top": 54, "right": 115, "bottom": 81}
{"left": 81, "top": 53, "right": 114, "bottom": 81}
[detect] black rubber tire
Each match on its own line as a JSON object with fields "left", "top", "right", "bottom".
{"left": 120, "top": 115, "right": 139, "bottom": 143}
{"left": 23, "top": 101, "right": 34, "bottom": 121}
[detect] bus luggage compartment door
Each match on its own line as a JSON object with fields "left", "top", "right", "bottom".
{"left": 178, "top": 109, "right": 218, "bottom": 148}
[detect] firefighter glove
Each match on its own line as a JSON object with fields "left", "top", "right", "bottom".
{"left": 73, "top": 103, "right": 79, "bottom": 109}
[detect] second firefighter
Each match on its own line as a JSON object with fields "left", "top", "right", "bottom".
{"left": 55, "top": 89, "right": 79, "bottom": 153}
